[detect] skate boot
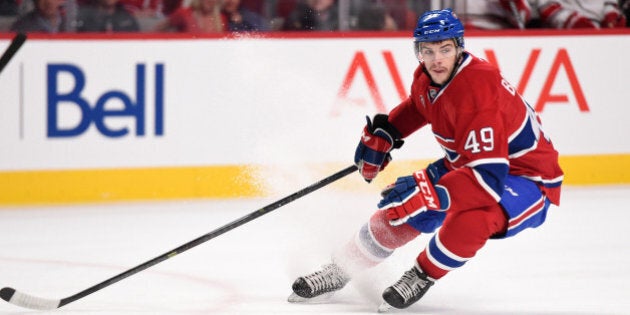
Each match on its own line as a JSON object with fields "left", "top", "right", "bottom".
{"left": 378, "top": 265, "right": 434, "bottom": 312}
{"left": 287, "top": 263, "right": 350, "bottom": 303}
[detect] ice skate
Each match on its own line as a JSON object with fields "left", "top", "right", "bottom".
{"left": 378, "top": 265, "right": 434, "bottom": 311}
{"left": 287, "top": 263, "right": 350, "bottom": 303}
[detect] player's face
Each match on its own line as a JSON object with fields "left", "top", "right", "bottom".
{"left": 417, "top": 40, "right": 459, "bottom": 85}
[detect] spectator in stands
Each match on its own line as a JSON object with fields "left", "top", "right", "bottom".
{"left": 154, "top": 0, "right": 226, "bottom": 32}
{"left": 283, "top": 0, "right": 338, "bottom": 31}
{"left": 355, "top": 3, "right": 397, "bottom": 30}
{"left": 1, "top": 0, "right": 17, "bottom": 16}
{"left": 221, "top": 0, "right": 268, "bottom": 31}
{"left": 376, "top": 0, "right": 416, "bottom": 30}
{"left": 116, "top": 0, "right": 176, "bottom": 32}
{"left": 10, "top": 0, "right": 72, "bottom": 32}
{"left": 266, "top": 0, "right": 295, "bottom": 30}
{"left": 0, "top": 0, "right": 17, "bottom": 32}
{"left": 448, "top": 0, "right": 532, "bottom": 30}
{"left": 76, "top": 0, "right": 140, "bottom": 32}
{"left": 161, "top": 0, "right": 181, "bottom": 15}
{"left": 536, "top": 0, "right": 626, "bottom": 28}
{"left": 623, "top": 0, "right": 630, "bottom": 26}
{"left": 15, "top": 0, "right": 78, "bottom": 30}
{"left": 118, "top": 0, "right": 162, "bottom": 17}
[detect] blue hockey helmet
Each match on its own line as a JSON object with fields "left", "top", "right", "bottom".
{"left": 413, "top": 8, "right": 464, "bottom": 48}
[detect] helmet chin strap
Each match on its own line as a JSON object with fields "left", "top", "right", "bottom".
{"left": 442, "top": 50, "right": 464, "bottom": 86}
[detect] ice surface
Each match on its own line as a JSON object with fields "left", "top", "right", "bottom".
{"left": 0, "top": 185, "right": 628, "bottom": 314}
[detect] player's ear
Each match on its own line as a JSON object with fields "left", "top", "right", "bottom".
{"left": 456, "top": 46, "right": 464, "bottom": 60}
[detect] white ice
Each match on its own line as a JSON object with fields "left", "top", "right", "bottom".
{"left": 0, "top": 184, "right": 628, "bottom": 314}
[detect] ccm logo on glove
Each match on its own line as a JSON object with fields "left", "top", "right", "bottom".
{"left": 415, "top": 170, "right": 440, "bottom": 210}
{"left": 378, "top": 169, "right": 450, "bottom": 227}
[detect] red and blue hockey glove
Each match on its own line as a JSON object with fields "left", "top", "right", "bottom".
{"left": 378, "top": 169, "right": 450, "bottom": 230}
{"left": 354, "top": 114, "right": 403, "bottom": 182}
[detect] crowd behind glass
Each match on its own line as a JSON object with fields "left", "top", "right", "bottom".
{"left": 0, "top": 0, "right": 627, "bottom": 34}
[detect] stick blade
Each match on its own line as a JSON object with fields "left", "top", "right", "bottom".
{"left": 0, "top": 287, "right": 60, "bottom": 310}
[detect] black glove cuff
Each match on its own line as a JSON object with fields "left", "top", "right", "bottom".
{"left": 368, "top": 114, "right": 404, "bottom": 149}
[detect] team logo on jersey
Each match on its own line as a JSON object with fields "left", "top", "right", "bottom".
{"left": 504, "top": 185, "right": 519, "bottom": 197}
{"left": 429, "top": 88, "right": 437, "bottom": 100}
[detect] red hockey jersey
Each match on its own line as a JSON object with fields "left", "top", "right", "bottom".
{"left": 388, "top": 52, "right": 563, "bottom": 212}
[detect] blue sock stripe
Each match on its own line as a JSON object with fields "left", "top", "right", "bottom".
{"left": 427, "top": 234, "right": 469, "bottom": 270}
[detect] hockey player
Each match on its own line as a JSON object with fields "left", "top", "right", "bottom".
{"left": 288, "top": 8, "right": 564, "bottom": 311}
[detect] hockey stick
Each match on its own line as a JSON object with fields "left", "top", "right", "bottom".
{"left": 0, "top": 164, "right": 358, "bottom": 310}
{"left": 0, "top": 33, "right": 27, "bottom": 75}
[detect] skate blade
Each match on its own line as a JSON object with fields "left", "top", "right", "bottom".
{"left": 287, "top": 292, "right": 335, "bottom": 304}
{"left": 377, "top": 301, "right": 393, "bottom": 313}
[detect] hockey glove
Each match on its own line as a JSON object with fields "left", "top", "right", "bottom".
{"left": 354, "top": 114, "right": 403, "bottom": 182}
{"left": 378, "top": 169, "right": 450, "bottom": 229}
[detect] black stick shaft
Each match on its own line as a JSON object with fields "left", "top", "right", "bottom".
{"left": 57, "top": 164, "right": 358, "bottom": 308}
{"left": 0, "top": 33, "right": 26, "bottom": 74}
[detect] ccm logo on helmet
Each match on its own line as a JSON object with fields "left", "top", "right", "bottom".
{"left": 424, "top": 29, "right": 440, "bottom": 34}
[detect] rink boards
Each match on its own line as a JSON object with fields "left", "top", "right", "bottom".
{"left": 0, "top": 30, "right": 628, "bottom": 205}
